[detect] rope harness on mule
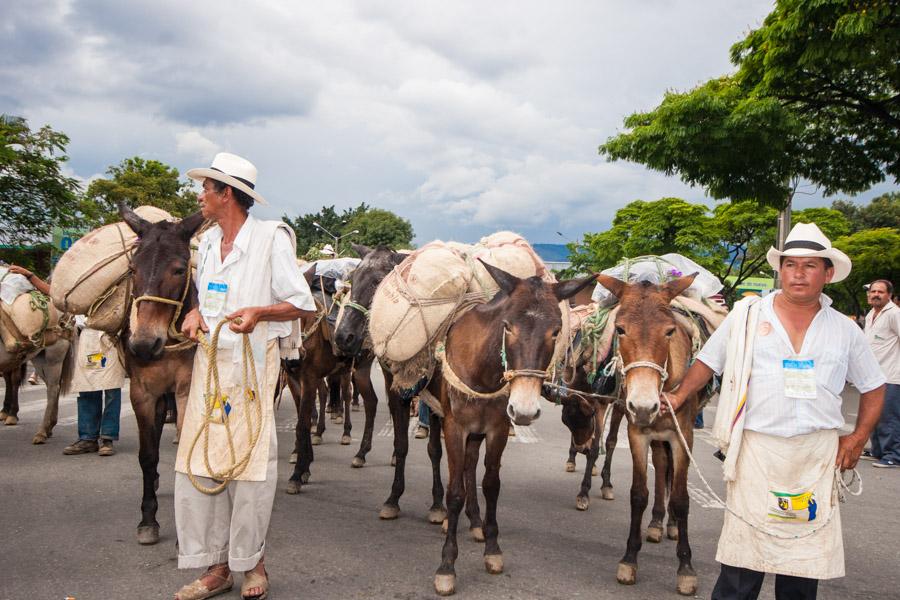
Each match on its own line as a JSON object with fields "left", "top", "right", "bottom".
{"left": 185, "top": 316, "right": 264, "bottom": 495}
{"left": 131, "top": 267, "right": 195, "bottom": 352}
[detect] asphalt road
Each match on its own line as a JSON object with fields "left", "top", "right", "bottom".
{"left": 1, "top": 370, "right": 898, "bottom": 600}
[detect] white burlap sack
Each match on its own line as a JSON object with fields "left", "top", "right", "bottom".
{"left": 0, "top": 292, "right": 59, "bottom": 352}
{"left": 50, "top": 206, "right": 171, "bottom": 314}
{"left": 467, "top": 231, "right": 554, "bottom": 297}
{"left": 369, "top": 243, "right": 472, "bottom": 362}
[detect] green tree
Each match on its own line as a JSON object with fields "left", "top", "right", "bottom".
{"left": 732, "top": 0, "right": 900, "bottom": 191}
{"left": 711, "top": 200, "right": 779, "bottom": 301}
{"left": 282, "top": 202, "right": 412, "bottom": 257}
{"left": 829, "top": 227, "right": 900, "bottom": 315}
{"left": 347, "top": 208, "right": 413, "bottom": 250}
{"left": 791, "top": 207, "right": 852, "bottom": 240}
{"left": 79, "top": 157, "right": 198, "bottom": 226}
{"left": 0, "top": 115, "right": 80, "bottom": 245}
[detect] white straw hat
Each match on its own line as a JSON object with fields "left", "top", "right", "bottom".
{"left": 766, "top": 222, "right": 851, "bottom": 283}
{"left": 320, "top": 244, "right": 336, "bottom": 256}
{"left": 187, "top": 152, "right": 267, "bottom": 206}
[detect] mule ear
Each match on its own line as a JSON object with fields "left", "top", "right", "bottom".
{"left": 119, "top": 202, "right": 151, "bottom": 237}
{"left": 554, "top": 274, "right": 597, "bottom": 301}
{"left": 351, "top": 243, "right": 372, "bottom": 259}
{"left": 595, "top": 274, "right": 625, "bottom": 301}
{"left": 389, "top": 251, "right": 407, "bottom": 266}
{"left": 662, "top": 273, "right": 697, "bottom": 301}
{"left": 177, "top": 211, "right": 206, "bottom": 240}
{"left": 303, "top": 264, "right": 317, "bottom": 287}
{"left": 478, "top": 259, "right": 519, "bottom": 295}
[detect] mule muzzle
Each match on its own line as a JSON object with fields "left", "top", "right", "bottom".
{"left": 128, "top": 335, "right": 165, "bottom": 362}
{"left": 506, "top": 378, "right": 542, "bottom": 425}
{"left": 334, "top": 327, "right": 362, "bottom": 357}
{"left": 626, "top": 399, "right": 660, "bottom": 428}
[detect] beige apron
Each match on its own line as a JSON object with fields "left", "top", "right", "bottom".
{"left": 716, "top": 429, "right": 844, "bottom": 579}
{"left": 175, "top": 337, "right": 279, "bottom": 482}
{"left": 71, "top": 327, "right": 126, "bottom": 393}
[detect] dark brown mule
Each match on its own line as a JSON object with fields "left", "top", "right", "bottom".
{"left": 284, "top": 266, "right": 380, "bottom": 494}
{"left": 432, "top": 262, "right": 595, "bottom": 596}
{"left": 333, "top": 244, "right": 454, "bottom": 526}
{"left": 595, "top": 274, "right": 700, "bottom": 596}
{"left": 120, "top": 205, "right": 205, "bottom": 545}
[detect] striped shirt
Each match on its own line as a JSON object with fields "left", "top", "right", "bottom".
{"left": 698, "top": 291, "right": 885, "bottom": 438}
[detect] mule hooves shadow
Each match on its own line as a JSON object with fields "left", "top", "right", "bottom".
{"left": 646, "top": 526, "right": 663, "bottom": 543}
{"left": 340, "top": 434, "right": 352, "bottom": 445}
{"left": 600, "top": 487, "right": 615, "bottom": 501}
{"left": 333, "top": 416, "right": 343, "bottom": 424}
{"left": 484, "top": 554, "right": 503, "bottom": 574}
{"left": 591, "top": 464, "right": 598, "bottom": 476}
{"left": 434, "top": 573, "right": 456, "bottom": 596}
{"left": 427, "top": 507, "right": 447, "bottom": 524}
{"left": 32, "top": 432, "right": 48, "bottom": 444}
{"left": 285, "top": 480, "right": 302, "bottom": 495}
{"left": 616, "top": 562, "right": 637, "bottom": 585}
{"left": 136, "top": 525, "right": 160, "bottom": 545}
{"left": 379, "top": 504, "right": 400, "bottom": 520}
{"left": 390, "top": 455, "right": 397, "bottom": 467}
{"left": 311, "top": 435, "right": 323, "bottom": 446}
{"left": 576, "top": 496, "right": 590, "bottom": 511}
{"left": 470, "top": 527, "right": 485, "bottom": 542}
{"left": 351, "top": 456, "right": 366, "bottom": 468}
{"left": 288, "top": 452, "right": 297, "bottom": 464}
{"left": 564, "top": 461, "right": 576, "bottom": 473}
{"left": 5, "top": 416, "right": 19, "bottom": 426}
{"left": 351, "top": 404, "right": 361, "bottom": 412}
{"left": 677, "top": 574, "right": 698, "bottom": 596}
{"left": 667, "top": 525, "right": 679, "bottom": 540}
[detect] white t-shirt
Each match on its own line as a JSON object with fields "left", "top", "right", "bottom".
{"left": 697, "top": 291, "right": 885, "bottom": 437}
{"left": 865, "top": 301, "right": 900, "bottom": 384}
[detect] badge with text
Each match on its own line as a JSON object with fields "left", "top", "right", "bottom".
{"left": 201, "top": 281, "right": 228, "bottom": 317}
{"left": 782, "top": 358, "right": 817, "bottom": 399}
{"left": 767, "top": 488, "right": 818, "bottom": 523}
{"left": 85, "top": 352, "right": 107, "bottom": 370}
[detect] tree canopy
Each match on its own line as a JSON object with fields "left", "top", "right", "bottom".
{"left": 831, "top": 191, "right": 900, "bottom": 232}
{"left": 80, "top": 157, "right": 198, "bottom": 227}
{"left": 0, "top": 115, "right": 80, "bottom": 245}
{"left": 283, "top": 203, "right": 414, "bottom": 258}
{"left": 830, "top": 227, "right": 900, "bottom": 315}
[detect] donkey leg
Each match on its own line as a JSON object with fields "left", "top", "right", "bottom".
{"left": 566, "top": 441, "right": 577, "bottom": 472}
{"left": 4, "top": 364, "right": 24, "bottom": 428}
{"left": 617, "top": 427, "right": 650, "bottom": 586}
{"left": 482, "top": 420, "right": 510, "bottom": 575}
{"left": 33, "top": 346, "right": 64, "bottom": 440}
{"left": 435, "top": 416, "right": 466, "bottom": 596}
{"left": 340, "top": 371, "right": 352, "bottom": 445}
{"left": 464, "top": 434, "right": 485, "bottom": 541}
{"left": 576, "top": 430, "right": 601, "bottom": 511}
{"left": 647, "top": 440, "right": 669, "bottom": 543}
{"left": 329, "top": 375, "right": 343, "bottom": 424}
{"left": 600, "top": 404, "right": 624, "bottom": 500}
{"left": 351, "top": 364, "right": 378, "bottom": 468}
{"left": 427, "top": 411, "right": 447, "bottom": 524}
{"left": 287, "top": 374, "right": 314, "bottom": 494}
{"left": 671, "top": 433, "right": 697, "bottom": 595}
{"left": 133, "top": 390, "right": 162, "bottom": 545}
{"left": 380, "top": 390, "right": 410, "bottom": 519}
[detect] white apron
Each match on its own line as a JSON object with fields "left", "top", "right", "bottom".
{"left": 71, "top": 327, "right": 126, "bottom": 393}
{"left": 716, "top": 429, "right": 844, "bottom": 579}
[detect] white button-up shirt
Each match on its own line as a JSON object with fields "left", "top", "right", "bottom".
{"left": 698, "top": 291, "right": 885, "bottom": 438}
{"left": 865, "top": 301, "right": 900, "bottom": 384}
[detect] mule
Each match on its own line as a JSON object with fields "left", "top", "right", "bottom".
{"left": 119, "top": 205, "right": 205, "bottom": 545}
{"left": 0, "top": 333, "right": 74, "bottom": 443}
{"left": 594, "top": 273, "right": 700, "bottom": 596}
{"left": 431, "top": 262, "right": 595, "bottom": 596}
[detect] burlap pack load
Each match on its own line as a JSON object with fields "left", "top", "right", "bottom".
{"left": 369, "top": 242, "right": 473, "bottom": 363}
{"left": 0, "top": 291, "right": 61, "bottom": 353}
{"left": 50, "top": 206, "right": 172, "bottom": 332}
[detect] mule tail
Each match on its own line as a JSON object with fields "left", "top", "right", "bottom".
{"left": 59, "top": 339, "right": 76, "bottom": 397}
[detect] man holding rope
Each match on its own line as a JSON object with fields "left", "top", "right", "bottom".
{"left": 662, "top": 223, "right": 885, "bottom": 600}
{"left": 175, "top": 153, "right": 315, "bottom": 600}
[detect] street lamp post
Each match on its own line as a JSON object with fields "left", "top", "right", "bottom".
{"left": 312, "top": 221, "right": 360, "bottom": 258}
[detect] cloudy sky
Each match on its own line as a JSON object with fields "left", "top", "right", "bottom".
{"left": 3, "top": 0, "right": 896, "bottom": 244}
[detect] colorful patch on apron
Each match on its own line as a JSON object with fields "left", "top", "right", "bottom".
{"left": 207, "top": 393, "right": 231, "bottom": 423}
{"left": 767, "top": 489, "right": 818, "bottom": 522}
{"left": 85, "top": 352, "right": 107, "bottom": 370}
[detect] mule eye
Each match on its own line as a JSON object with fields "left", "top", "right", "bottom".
{"left": 173, "top": 267, "right": 186, "bottom": 276}
{"left": 615, "top": 326, "right": 626, "bottom": 336}
{"left": 552, "top": 328, "right": 561, "bottom": 338}
{"left": 665, "top": 327, "right": 676, "bottom": 337}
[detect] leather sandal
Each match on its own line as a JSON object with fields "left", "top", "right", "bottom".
{"left": 241, "top": 567, "right": 269, "bottom": 600}
{"left": 174, "top": 567, "right": 234, "bottom": 600}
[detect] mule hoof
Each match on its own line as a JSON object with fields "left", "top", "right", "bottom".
{"left": 0, "top": 410, "right": 7, "bottom": 420}
{"left": 136, "top": 525, "right": 160, "bottom": 545}
{"left": 646, "top": 526, "right": 663, "bottom": 543}
{"left": 592, "top": 464, "right": 599, "bottom": 476}
{"left": 441, "top": 518, "right": 448, "bottom": 534}
{"left": 470, "top": 527, "right": 485, "bottom": 542}
{"left": 289, "top": 452, "right": 298, "bottom": 464}
{"left": 311, "top": 435, "right": 322, "bottom": 446}
{"left": 379, "top": 504, "right": 400, "bottom": 520}
{"left": 484, "top": 554, "right": 503, "bottom": 574}
{"left": 340, "top": 434, "right": 352, "bottom": 445}
{"left": 616, "top": 562, "right": 637, "bottom": 585}
{"left": 667, "top": 525, "right": 679, "bottom": 540}
{"left": 333, "top": 415, "right": 343, "bottom": 424}
{"left": 32, "top": 432, "right": 48, "bottom": 445}
{"left": 300, "top": 471, "right": 311, "bottom": 484}
{"left": 351, "top": 456, "right": 366, "bottom": 468}
{"left": 601, "top": 487, "right": 615, "bottom": 501}
{"left": 677, "top": 574, "right": 698, "bottom": 596}
{"left": 434, "top": 573, "right": 456, "bottom": 596}
{"left": 390, "top": 455, "right": 397, "bottom": 467}
{"left": 5, "top": 415, "right": 18, "bottom": 426}
{"left": 154, "top": 476, "right": 160, "bottom": 492}
{"left": 428, "top": 507, "right": 447, "bottom": 524}
{"left": 576, "top": 495, "right": 590, "bottom": 511}
{"left": 285, "top": 480, "right": 302, "bottom": 495}
{"left": 564, "top": 461, "right": 576, "bottom": 473}
{"left": 351, "top": 404, "right": 361, "bottom": 412}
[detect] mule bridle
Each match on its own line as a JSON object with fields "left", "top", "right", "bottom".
{"left": 132, "top": 266, "right": 195, "bottom": 351}
{"left": 500, "top": 327, "right": 551, "bottom": 383}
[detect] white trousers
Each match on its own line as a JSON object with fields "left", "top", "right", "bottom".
{"left": 174, "top": 427, "right": 277, "bottom": 571}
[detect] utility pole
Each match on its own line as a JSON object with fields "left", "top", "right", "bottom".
{"left": 773, "top": 191, "right": 792, "bottom": 289}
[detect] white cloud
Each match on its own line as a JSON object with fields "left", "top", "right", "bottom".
{"left": 175, "top": 131, "right": 221, "bottom": 161}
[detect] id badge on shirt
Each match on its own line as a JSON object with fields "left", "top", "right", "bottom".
{"left": 783, "top": 358, "right": 817, "bottom": 399}
{"left": 85, "top": 352, "right": 107, "bottom": 370}
{"left": 201, "top": 281, "right": 228, "bottom": 317}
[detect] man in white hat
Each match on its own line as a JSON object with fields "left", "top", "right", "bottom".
{"left": 174, "top": 152, "right": 316, "bottom": 600}
{"left": 319, "top": 243, "right": 337, "bottom": 257}
{"left": 662, "top": 222, "right": 885, "bottom": 599}
{"left": 863, "top": 279, "right": 900, "bottom": 468}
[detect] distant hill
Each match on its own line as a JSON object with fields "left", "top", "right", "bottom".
{"left": 532, "top": 243, "right": 570, "bottom": 262}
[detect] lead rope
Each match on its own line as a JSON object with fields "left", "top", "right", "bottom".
{"left": 185, "top": 316, "right": 264, "bottom": 495}
{"left": 659, "top": 393, "right": 862, "bottom": 540}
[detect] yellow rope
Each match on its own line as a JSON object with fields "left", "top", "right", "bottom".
{"left": 185, "top": 316, "right": 264, "bottom": 495}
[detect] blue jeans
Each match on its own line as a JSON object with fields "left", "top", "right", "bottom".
{"left": 418, "top": 401, "right": 431, "bottom": 428}
{"left": 77, "top": 388, "right": 122, "bottom": 441}
{"left": 870, "top": 383, "right": 900, "bottom": 462}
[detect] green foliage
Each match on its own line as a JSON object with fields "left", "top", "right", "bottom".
{"left": 599, "top": 78, "right": 804, "bottom": 208}
{"left": 732, "top": 0, "right": 900, "bottom": 192}
{"left": 710, "top": 200, "right": 779, "bottom": 302}
{"left": 282, "top": 203, "right": 413, "bottom": 258}
{"left": 80, "top": 157, "right": 199, "bottom": 227}
{"left": 832, "top": 192, "right": 899, "bottom": 233}
{"left": 792, "top": 207, "right": 851, "bottom": 239}
{"left": 0, "top": 115, "right": 80, "bottom": 245}
{"left": 829, "top": 227, "right": 900, "bottom": 315}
